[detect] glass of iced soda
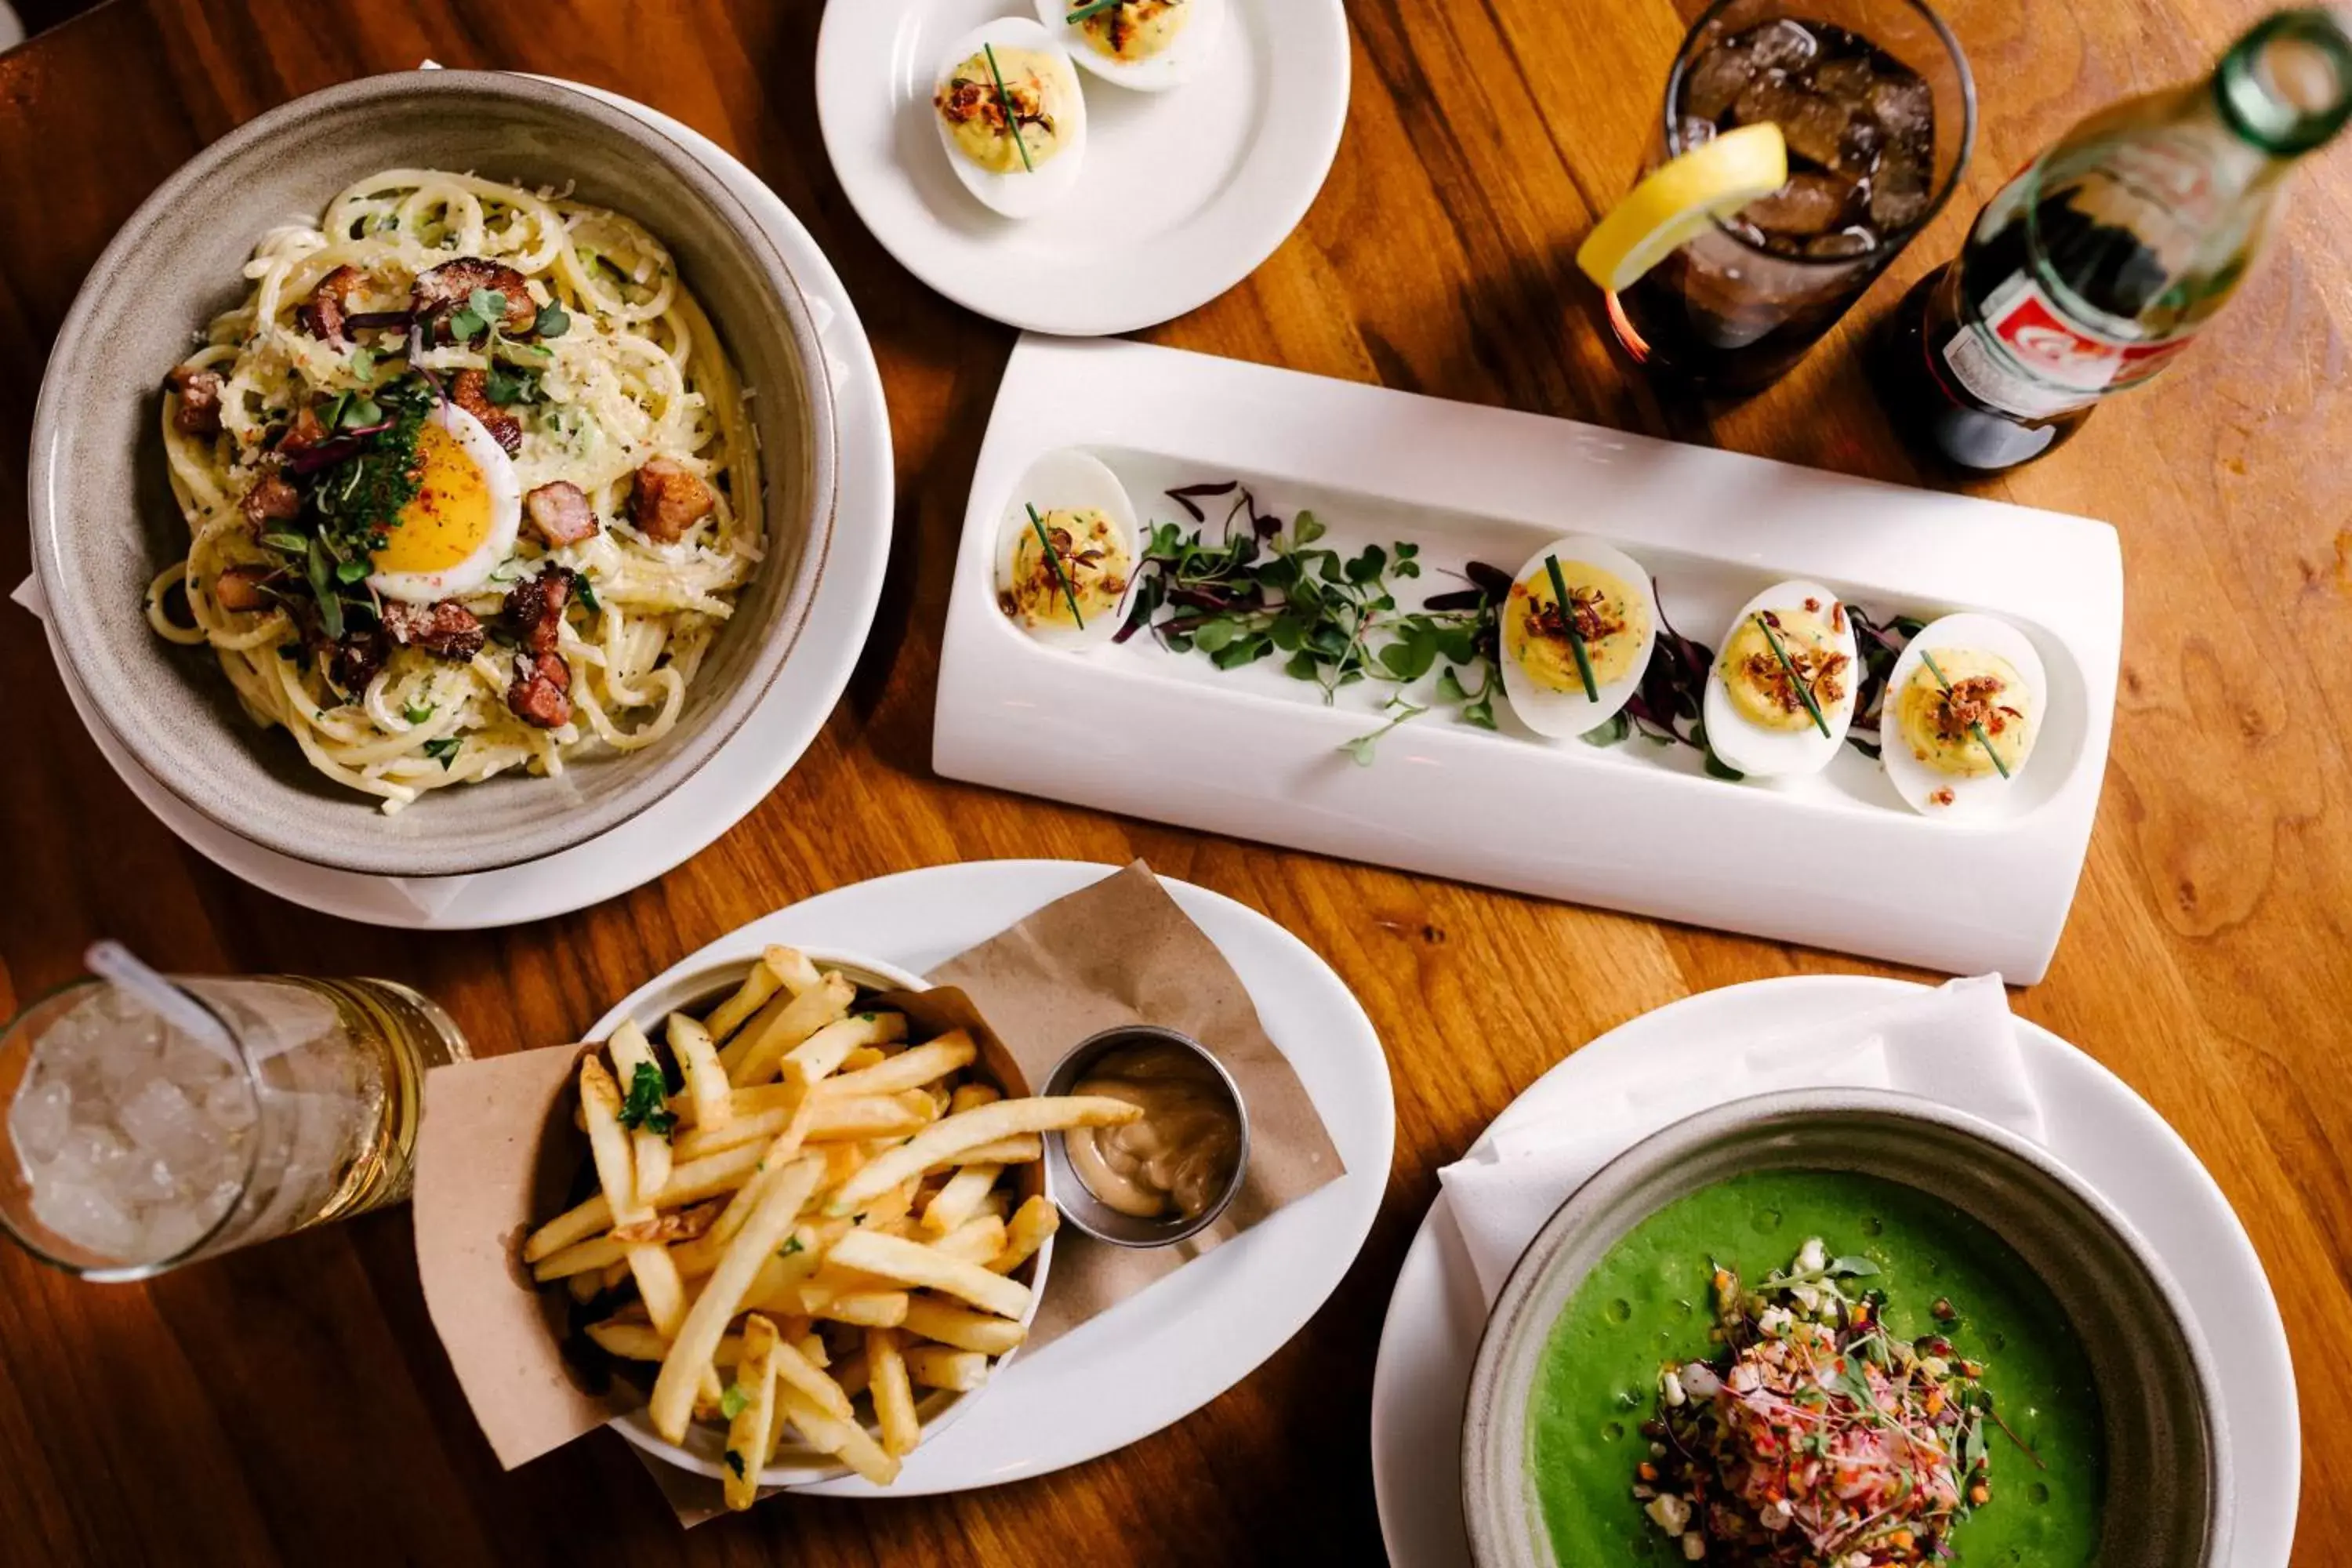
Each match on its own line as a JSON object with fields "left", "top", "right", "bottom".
{"left": 0, "top": 971, "right": 468, "bottom": 1279}
{"left": 1606, "top": 0, "right": 1976, "bottom": 393}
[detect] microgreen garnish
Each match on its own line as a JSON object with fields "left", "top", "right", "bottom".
{"left": 532, "top": 301, "right": 571, "bottom": 339}
{"left": 445, "top": 286, "right": 506, "bottom": 344}
{"left": 1342, "top": 699, "right": 1428, "bottom": 767}
{"left": 482, "top": 364, "right": 543, "bottom": 407}
{"left": 1541, "top": 554, "right": 1600, "bottom": 702}
{"left": 1918, "top": 649, "right": 2011, "bottom": 779}
{"left": 1065, "top": 0, "right": 1127, "bottom": 21}
{"left": 617, "top": 1060, "right": 676, "bottom": 1135}
{"left": 1754, "top": 611, "right": 1831, "bottom": 738}
{"left": 1025, "top": 504, "right": 1086, "bottom": 629}
{"left": 420, "top": 736, "right": 462, "bottom": 771}
{"left": 982, "top": 44, "right": 1036, "bottom": 174}
{"left": 349, "top": 346, "right": 377, "bottom": 383}
{"left": 575, "top": 577, "right": 602, "bottom": 615}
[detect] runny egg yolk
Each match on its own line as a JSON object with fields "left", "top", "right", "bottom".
{"left": 372, "top": 419, "right": 494, "bottom": 574}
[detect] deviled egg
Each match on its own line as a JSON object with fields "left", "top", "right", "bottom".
{"left": 1038, "top": 0, "right": 1227, "bottom": 92}
{"left": 934, "top": 19, "right": 1089, "bottom": 219}
{"left": 997, "top": 448, "right": 1139, "bottom": 648}
{"left": 1701, "top": 580, "right": 1860, "bottom": 778}
{"left": 1878, "top": 612, "right": 2047, "bottom": 818}
{"left": 1497, "top": 537, "right": 1658, "bottom": 739}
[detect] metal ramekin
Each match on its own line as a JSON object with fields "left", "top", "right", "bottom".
{"left": 1041, "top": 1024, "right": 1250, "bottom": 1248}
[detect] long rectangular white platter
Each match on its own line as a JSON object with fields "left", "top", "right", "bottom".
{"left": 934, "top": 336, "right": 2122, "bottom": 982}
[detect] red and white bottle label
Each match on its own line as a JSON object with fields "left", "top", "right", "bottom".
{"left": 1940, "top": 272, "right": 2199, "bottom": 420}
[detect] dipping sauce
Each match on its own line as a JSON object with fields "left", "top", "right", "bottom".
{"left": 1063, "top": 1040, "right": 1241, "bottom": 1221}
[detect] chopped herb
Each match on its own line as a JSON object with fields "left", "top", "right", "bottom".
{"left": 402, "top": 700, "right": 436, "bottom": 724}
{"left": 719, "top": 1383, "right": 750, "bottom": 1421}
{"left": 617, "top": 1060, "right": 677, "bottom": 1135}
{"left": 723, "top": 1450, "right": 746, "bottom": 1480}
{"left": 1542, "top": 554, "right": 1601, "bottom": 702}
{"left": 334, "top": 558, "right": 371, "bottom": 585}
{"left": 779, "top": 1236, "right": 805, "bottom": 1258}
{"left": 982, "top": 43, "right": 1036, "bottom": 175}
{"left": 421, "top": 736, "right": 463, "bottom": 770}
{"left": 575, "top": 577, "right": 601, "bottom": 615}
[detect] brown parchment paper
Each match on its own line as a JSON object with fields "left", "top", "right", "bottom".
{"left": 411, "top": 859, "right": 1345, "bottom": 1524}
{"left": 929, "top": 860, "right": 1346, "bottom": 1346}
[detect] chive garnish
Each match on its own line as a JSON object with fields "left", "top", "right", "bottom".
{"left": 1919, "top": 649, "right": 2011, "bottom": 779}
{"left": 1065, "top": 0, "right": 1127, "bottom": 21}
{"left": 1754, "top": 612, "right": 1831, "bottom": 738}
{"left": 1027, "top": 504, "right": 1086, "bottom": 629}
{"left": 982, "top": 44, "right": 1036, "bottom": 175}
{"left": 1542, "top": 554, "right": 1599, "bottom": 702}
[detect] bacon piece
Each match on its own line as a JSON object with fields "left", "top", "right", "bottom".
{"left": 502, "top": 564, "right": 574, "bottom": 658}
{"left": 410, "top": 259, "right": 538, "bottom": 335}
{"left": 239, "top": 472, "right": 302, "bottom": 528}
{"left": 379, "top": 600, "right": 486, "bottom": 661}
{"left": 628, "top": 456, "right": 716, "bottom": 543}
{"left": 325, "top": 626, "right": 390, "bottom": 694}
{"left": 167, "top": 366, "right": 224, "bottom": 435}
{"left": 523, "top": 481, "right": 599, "bottom": 547}
{"left": 506, "top": 651, "right": 573, "bottom": 729}
{"left": 212, "top": 566, "right": 272, "bottom": 613}
{"left": 449, "top": 369, "right": 523, "bottom": 455}
{"left": 278, "top": 404, "right": 330, "bottom": 456}
{"left": 299, "top": 265, "right": 367, "bottom": 345}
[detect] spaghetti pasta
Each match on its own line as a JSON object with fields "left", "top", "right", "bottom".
{"left": 148, "top": 168, "right": 762, "bottom": 814}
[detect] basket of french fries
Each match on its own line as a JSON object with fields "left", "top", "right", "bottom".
{"left": 515, "top": 946, "right": 1143, "bottom": 1507}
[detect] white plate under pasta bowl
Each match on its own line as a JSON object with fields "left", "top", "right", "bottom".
{"left": 28, "top": 70, "right": 839, "bottom": 880}
{"left": 16, "top": 76, "right": 895, "bottom": 929}
{"left": 1367, "top": 975, "right": 2298, "bottom": 1568}
{"left": 815, "top": 0, "right": 1351, "bottom": 335}
{"left": 587, "top": 859, "right": 1394, "bottom": 1496}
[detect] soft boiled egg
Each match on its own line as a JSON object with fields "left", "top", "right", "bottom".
{"left": 1497, "top": 536, "right": 1658, "bottom": 739}
{"left": 934, "top": 19, "right": 1089, "bottom": 219}
{"left": 1036, "top": 0, "right": 1227, "bottom": 93}
{"left": 1702, "top": 579, "right": 1861, "bottom": 778}
{"left": 1879, "top": 612, "right": 2048, "bottom": 820}
{"left": 365, "top": 402, "right": 521, "bottom": 604}
{"left": 996, "top": 448, "right": 1139, "bottom": 648}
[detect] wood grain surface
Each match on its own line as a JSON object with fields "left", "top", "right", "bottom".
{"left": 0, "top": 0, "right": 2343, "bottom": 1563}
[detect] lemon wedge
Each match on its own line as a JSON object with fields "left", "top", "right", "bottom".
{"left": 1575, "top": 124, "right": 1791, "bottom": 292}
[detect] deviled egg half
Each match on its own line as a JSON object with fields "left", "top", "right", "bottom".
{"left": 996, "top": 448, "right": 1139, "bottom": 649}
{"left": 934, "top": 19, "right": 1089, "bottom": 219}
{"left": 1878, "top": 612, "right": 2047, "bottom": 818}
{"left": 1702, "top": 580, "right": 1860, "bottom": 778}
{"left": 1497, "top": 537, "right": 1658, "bottom": 739}
{"left": 1037, "top": 0, "right": 1227, "bottom": 92}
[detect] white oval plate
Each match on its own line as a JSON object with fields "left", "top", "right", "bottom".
{"left": 590, "top": 858, "right": 1394, "bottom": 1497}
{"left": 27, "top": 78, "right": 895, "bottom": 930}
{"left": 1368, "top": 975, "right": 2297, "bottom": 1568}
{"left": 815, "top": 0, "right": 1350, "bottom": 336}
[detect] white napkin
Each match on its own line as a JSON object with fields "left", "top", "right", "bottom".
{"left": 1438, "top": 975, "right": 2042, "bottom": 1305}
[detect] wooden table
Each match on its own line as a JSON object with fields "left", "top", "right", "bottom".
{"left": 0, "top": 0, "right": 2342, "bottom": 1561}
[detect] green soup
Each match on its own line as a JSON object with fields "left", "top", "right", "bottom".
{"left": 1528, "top": 1169, "right": 2105, "bottom": 1566}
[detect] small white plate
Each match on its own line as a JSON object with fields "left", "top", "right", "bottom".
{"left": 1367, "top": 975, "right": 2298, "bottom": 1568}
{"left": 815, "top": 0, "right": 1351, "bottom": 335}
{"left": 589, "top": 858, "right": 1396, "bottom": 1497}
{"left": 26, "top": 80, "right": 895, "bottom": 930}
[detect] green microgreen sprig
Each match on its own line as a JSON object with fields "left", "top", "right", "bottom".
{"left": 1919, "top": 648, "right": 2012, "bottom": 779}
{"left": 1753, "top": 611, "right": 1831, "bottom": 738}
{"left": 982, "top": 44, "right": 1036, "bottom": 174}
{"left": 1026, "top": 504, "right": 1087, "bottom": 629}
{"left": 1542, "top": 554, "right": 1600, "bottom": 702}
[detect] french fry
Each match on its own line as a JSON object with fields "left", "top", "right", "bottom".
{"left": 730, "top": 973, "right": 856, "bottom": 1087}
{"left": 588, "top": 1321, "right": 749, "bottom": 1368}
{"left": 605, "top": 1022, "right": 674, "bottom": 1202}
{"left": 793, "top": 1332, "right": 828, "bottom": 1369}
{"left": 580, "top": 1057, "right": 655, "bottom": 1227}
{"left": 706, "top": 947, "right": 816, "bottom": 1044}
{"left": 838, "top": 1047, "right": 887, "bottom": 1073}
{"left": 829, "top": 1098, "right": 1139, "bottom": 1215}
{"left": 628, "top": 1243, "right": 688, "bottom": 1338}
{"left": 902, "top": 1345, "right": 990, "bottom": 1393}
{"left": 531, "top": 1232, "right": 630, "bottom": 1283}
{"left": 858, "top": 1178, "right": 924, "bottom": 1235}
{"left": 601, "top": 1259, "right": 632, "bottom": 1290}
{"left": 522, "top": 1138, "right": 768, "bottom": 1261}
{"left": 949, "top": 1083, "right": 1001, "bottom": 1116}
{"left": 610, "top": 1197, "right": 724, "bottom": 1247}
{"left": 565, "top": 1272, "right": 601, "bottom": 1303}
{"left": 780, "top": 1009, "right": 906, "bottom": 1088}
{"left": 772, "top": 1335, "right": 855, "bottom": 1421}
{"left": 779, "top": 1388, "right": 900, "bottom": 1486}
{"left": 826, "top": 1231, "right": 1033, "bottom": 1320}
{"left": 868, "top": 1328, "right": 921, "bottom": 1457}
{"left": 673, "top": 1091, "right": 931, "bottom": 1163}
{"left": 902, "top": 1297, "right": 1026, "bottom": 1356}
{"left": 817, "top": 1291, "right": 909, "bottom": 1327}
{"left": 721, "top": 1315, "right": 782, "bottom": 1511}
{"left": 942, "top": 1134, "right": 1044, "bottom": 1167}
{"left": 816, "top": 1033, "right": 975, "bottom": 1101}
{"left": 648, "top": 1155, "right": 824, "bottom": 1444}
{"left": 829, "top": 1349, "right": 873, "bottom": 1400}
{"left": 990, "top": 1196, "right": 1059, "bottom": 1276}
{"left": 670, "top": 1013, "right": 732, "bottom": 1134}
{"left": 935, "top": 1215, "right": 1008, "bottom": 1265}
{"left": 920, "top": 1163, "right": 1001, "bottom": 1237}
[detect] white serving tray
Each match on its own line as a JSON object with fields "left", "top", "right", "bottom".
{"left": 933, "top": 338, "right": 2122, "bottom": 982}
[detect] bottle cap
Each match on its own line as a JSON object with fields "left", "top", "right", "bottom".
{"left": 2216, "top": 8, "right": 2352, "bottom": 155}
